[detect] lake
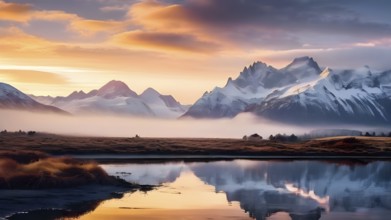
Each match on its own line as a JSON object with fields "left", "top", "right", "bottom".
{"left": 72, "top": 159, "right": 391, "bottom": 220}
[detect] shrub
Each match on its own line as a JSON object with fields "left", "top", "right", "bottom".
{"left": 27, "top": 131, "right": 36, "bottom": 136}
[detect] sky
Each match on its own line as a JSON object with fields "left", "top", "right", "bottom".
{"left": 0, "top": 0, "right": 391, "bottom": 104}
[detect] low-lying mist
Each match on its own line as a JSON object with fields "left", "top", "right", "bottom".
{"left": 0, "top": 110, "right": 379, "bottom": 138}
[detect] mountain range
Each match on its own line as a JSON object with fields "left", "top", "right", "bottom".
{"left": 1, "top": 56, "right": 390, "bottom": 125}
{"left": 6, "top": 80, "right": 188, "bottom": 118}
{"left": 183, "top": 56, "right": 391, "bottom": 125}
{"left": 0, "top": 83, "right": 68, "bottom": 115}
{"left": 32, "top": 80, "right": 189, "bottom": 118}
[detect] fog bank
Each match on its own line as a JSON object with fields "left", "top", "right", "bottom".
{"left": 0, "top": 110, "right": 314, "bottom": 138}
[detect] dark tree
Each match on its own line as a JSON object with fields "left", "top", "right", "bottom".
{"left": 269, "top": 135, "right": 274, "bottom": 141}
{"left": 249, "top": 133, "right": 262, "bottom": 139}
{"left": 273, "top": 133, "right": 286, "bottom": 142}
{"left": 27, "top": 131, "right": 36, "bottom": 136}
{"left": 289, "top": 134, "right": 298, "bottom": 142}
{"left": 364, "top": 132, "right": 371, "bottom": 137}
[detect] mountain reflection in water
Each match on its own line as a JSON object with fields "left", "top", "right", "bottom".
{"left": 87, "top": 160, "right": 390, "bottom": 220}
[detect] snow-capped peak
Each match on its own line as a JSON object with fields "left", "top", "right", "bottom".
{"left": 0, "top": 82, "right": 68, "bottom": 114}
{"left": 282, "top": 56, "right": 322, "bottom": 80}
{"left": 141, "top": 87, "right": 161, "bottom": 97}
{"left": 140, "top": 87, "right": 163, "bottom": 104}
{"left": 96, "top": 80, "right": 137, "bottom": 99}
{"left": 287, "top": 56, "right": 318, "bottom": 68}
{"left": 68, "top": 90, "right": 87, "bottom": 99}
{"left": 0, "top": 82, "right": 34, "bottom": 102}
{"left": 287, "top": 56, "right": 319, "bottom": 70}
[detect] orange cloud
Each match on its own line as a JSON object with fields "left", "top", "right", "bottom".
{"left": 0, "top": 1, "right": 124, "bottom": 37}
{"left": 0, "top": 0, "right": 32, "bottom": 22}
{"left": 112, "top": 30, "right": 220, "bottom": 54}
{"left": 70, "top": 19, "right": 127, "bottom": 36}
{"left": 32, "top": 10, "right": 79, "bottom": 21}
{"left": 31, "top": 10, "right": 125, "bottom": 36}
{"left": 105, "top": 1, "right": 225, "bottom": 54}
{"left": 0, "top": 27, "right": 54, "bottom": 50}
{"left": 129, "top": 1, "right": 196, "bottom": 32}
{"left": 0, "top": 69, "right": 69, "bottom": 84}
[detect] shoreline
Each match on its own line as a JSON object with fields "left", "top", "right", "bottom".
{"left": 70, "top": 154, "right": 391, "bottom": 162}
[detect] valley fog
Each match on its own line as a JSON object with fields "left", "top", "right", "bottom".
{"left": 0, "top": 110, "right": 313, "bottom": 138}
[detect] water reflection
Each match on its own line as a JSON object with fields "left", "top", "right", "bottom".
{"left": 77, "top": 171, "right": 251, "bottom": 220}
{"left": 191, "top": 160, "right": 391, "bottom": 218}
{"left": 100, "top": 160, "right": 391, "bottom": 220}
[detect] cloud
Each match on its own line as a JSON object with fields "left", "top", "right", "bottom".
{"left": 0, "top": 69, "right": 69, "bottom": 84}
{"left": 0, "top": 27, "right": 54, "bottom": 50}
{"left": 100, "top": 5, "right": 130, "bottom": 12}
{"left": 0, "top": 1, "right": 124, "bottom": 37}
{"left": 32, "top": 10, "right": 79, "bottom": 21}
{"left": 178, "top": 0, "right": 391, "bottom": 36}
{"left": 70, "top": 19, "right": 127, "bottom": 36}
{"left": 112, "top": 30, "right": 221, "bottom": 54}
{"left": 0, "top": 0, "right": 32, "bottom": 22}
{"left": 126, "top": 0, "right": 391, "bottom": 50}
{"left": 113, "top": 0, "right": 224, "bottom": 54}
{"left": 31, "top": 11, "right": 127, "bottom": 36}
{"left": 0, "top": 1, "right": 78, "bottom": 23}
{"left": 128, "top": 1, "right": 196, "bottom": 32}
{"left": 3, "top": 0, "right": 391, "bottom": 51}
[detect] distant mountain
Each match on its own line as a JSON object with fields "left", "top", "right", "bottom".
{"left": 0, "top": 83, "right": 68, "bottom": 114}
{"left": 31, "top": 80, "right": 188, "bottom": 118}
{"left": 95, "top": 80, "right": 137, "bottom": 99}
{"left": 183, "top": 56, "right": 322, "bottom": 118}
{"left": 183, "top": 57, "right": 391, "bottom": 125}
{"left": 254, "top": 67, "right": 391, "bottom": 125}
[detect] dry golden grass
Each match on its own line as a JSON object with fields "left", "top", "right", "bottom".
{"left": 0, "top": 150, "right": 133, "bottom": 189}
{"left": 1, "top": 133, "right": 391, "bottom": 157}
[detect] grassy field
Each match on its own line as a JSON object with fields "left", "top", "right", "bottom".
{"left": 1, "top": 133, "right": 391, "bottom": 157}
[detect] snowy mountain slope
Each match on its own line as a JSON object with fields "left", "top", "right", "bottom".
{"left": 140, "top": 88, "right": 188, "bottom": 118}
{"left": 0, "top": 83, "right": 68, "bottom": 114}
{"left": 28, "top": 94, "right": 54, "bottom": 105}
{"left": 183, "top": 56, "right": 322, "bottom": 118}
{"left": 31, "top": 80, "right": 187, "bottom": 118}
{"left": 183, "top": 57, "right": 391, "bottom": 125}
{"left": 56, "top": 96, "right": 155, "bottom": 116}
{"left": 255, "top": 67, "right": 391, "bottom": 124}
{"left": 95, "top": 80, "right": 137, "bottom": 99}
